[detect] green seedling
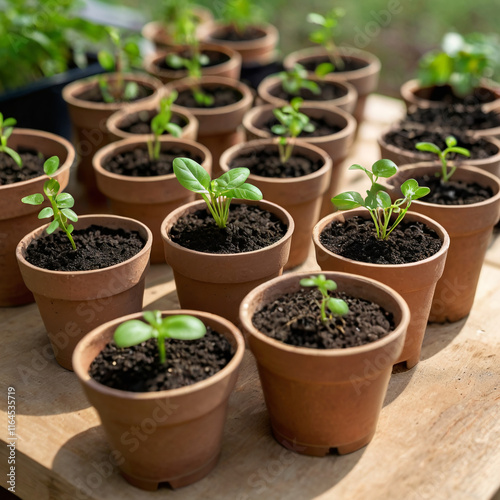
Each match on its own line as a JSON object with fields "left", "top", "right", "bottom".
{"left": 415, "top": 135, "right": 471, "bottom": 183}
{"left": 173, "top": 157, "right": 263, "bottom": 229}
{"left": 277, "top": 63, "right": 320, "bottom": 96}
{"left": 97, "top": 27, "right": 141, "bottom": 103}
{"left": 147, "top": 92, "right": 183, "bottom": 161}
{"left": 114, "top": 310, "right": 206, "bottom": 365}
{"left": 299, "top": 274, "right": 349, "bottom": 323}
{"left": 331, "top": 159, "right": 430, "bottom": 241}
{"left": 307, "top": 9, "right": 345, "bottom": 72}
{"left": 418, "top": 32, "right": 499, "bottom": 97}
{"left": 221, "top": 0, "right": 265, "bottom": 34}
{"left": 21, "top": 156, "right": 78, "bottom": 250}
{"left": 0, "top": 113, "right": 22, "bottom": 167}
{"left": 160, "top": 0, "right": 199, "bottom": 41}
{"left": 271, "top": 97, "right": 315, "bottom": 164}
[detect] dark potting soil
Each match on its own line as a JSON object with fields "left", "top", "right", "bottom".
{"left": 412, "top": 84, "right": 498, "bottom": 106}
{"left": 175, "top": 85, "right": 243, "bottom": 108}
{"left": 229, "top": 149, "right": 323, "bottom": 178}
{"left": 169, "top": 204, "right": 287, "bottom": 253}
{"left": 413, "top": 175, "right": 493, "bottom": 205}
{"left": 211, "top": 25, "right": 266, "bottom": 42}
{"left": 89, "top": 327, "right": 234, "bottom": 392}
{"left": 156, "top": 49, "right": 231, "bottom": 70}
{"left": 383, "top": 128, "right": 499, "bottom": 160}
{"left": 320, "top": 217, "right": 442, "bottom": 264}
{"left": 252, "top": 287, "right": 394, "bottom": 349}
{"left": 405, "top": 105, "right": 500, "bottom": 131}
{"left": 76, "top": 83, "right": 153, "bottom": 103}
{"left": 261, "top": 115, "right": 343, "bottom": 138}
{"left": 0, "top": 149, "right": 45, "bottom": 185}
{"left": 301, "top": 55, "right": 368, "bottom": 73}
{"left": 270, "top": 81, "right": 347, "bottom": 102}
{"left": 103, "top": 147, "right": 202, "bottom": 177}
{"left": 25, "top": 225, "right": 146, "bottom": 271}
{"left": 119, "top": 112, "right": 186, "bottom": 135}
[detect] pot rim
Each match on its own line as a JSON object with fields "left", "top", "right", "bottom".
{"left": 15, "top": 214, "right": 153, "bottom": 276}
{"left": 313, "top": 208, "right": 451, "bottom": 271}
{"left": 239, "top": 270, "right": 410, "bottom": 357}
{"left": 92, "top": 136, "right": 211, "bottom": 183}
{"left": 72, "top": 309, "right": 245, "bottom": 400}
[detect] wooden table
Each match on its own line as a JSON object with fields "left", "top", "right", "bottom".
{"left": 2, "top": 95, "right": 500, "bottom": 500}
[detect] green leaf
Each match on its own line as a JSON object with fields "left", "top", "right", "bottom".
{"left": 327, "top": 297, "right": 349, "bottom": 316}
{"left": 46, "top": 219, "right": 60, "bottom": 234}
{"left": 61, "top": 208, "right": 78, "bottom": 222}
{"left": 217, "top": 167, "right": 250, "bottom": 190}
{"left": 3, "top": 118, "right": 16, "bottom": 127}
{"left": 228, "top": 183, "right": 263, "bottom": 201}
{"left": 372, "top": 159, "right": 398, "bottom": 178}
{"left": 323, "top": 280, "right": 337, "bottom": 291}
{"left": 415, "top": 142, "right": 442, "bottom": 154}
{"left": 38, "top": 207, "right": 54, "bottom": 219}
{"left": 271, "top": 125, "right": 287, "bottom": 135}
{"left": 143, "top": 310, "right": 162, "bottom": 328}
{"left": 449, "top": 147, "right": 471, "bottom": 157}
{"left": 173, "top": 157, "right": 210, "bottom": 194}
{"left": 21, "top": 193, "right": 44, "bottom": 205}
{"left": 315, "top": 62, "right": 334, "bottom": 77}
{"left": 401, "top": 178, "right": 419, "bottom": 197}
{"left": 414, "top": 186, "right": 431, "bottom": 199}
{"left": 161, "top": 315, "right": 206, "bottom": 340}
{"left": 44, "top": 178, "right": 60, "bottom": 197}
{"left": 98, "top": 50, "right": 115, "bottom": 71}
{"left": 445, "top": 136, "right": 457, "bottom": 148}
{"left": 376, "top": 191, "right": 392, "bottom": 209}
{"left": 307, "top": 13, "right": 326, "bottom": 25}
{"left": 331, "top": 191, "right": 364, "bottom": 210}
{"left": 56, "top": 193, "right": 74, "bottom": 208}
{"left": 67, "top": 224, "right": 74, "bottom": 234}
{"left": 43, "top": 156, "right": 59, "bottom": 176}
{"left": 349, "top": 164, "right": 372, "bottom": 179}
{"left": 3, "top": 147, "right": 22, "bottom": 167}
{"left": 166, "top": 54, "right": 185, "bottom": 69}
{"left": 123, "top": 82, "right": 139, "bottom": 101}
{"left": 300, "top": 278, "right": 316, "bottom": 287}
{"left": 114, "top": 320, "right": 154, "bottom": 347}
{"left": 165, "top": 123, "right": 183, "bottom": 138}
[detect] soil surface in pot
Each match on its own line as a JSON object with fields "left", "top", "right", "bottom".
{"left": 25, "top": 225, "right": 146, "bottom": 271}
{"left": 383, "top": 128, "right": 498, "bottom": 160}
{"left": 261, "top": 116, "right": 343, "bottom": 138}
{"left": 175, "top": 85, "right": 243, "bottom": 109}
{"left": 414, "top": 175, "right": 493, "bottom": 205}
{"left": 320, "top": 217, "right": 442, "bottom": 264}
{"left": 301, "top": 55, "right": 368, "bottom": 73}
{"left": 252, "top": 287, "right": 394, "bottom": 348}
{"left": 89, "top": 326, "right": 233, "bottom": 392}
{"left": 229, "top": 149, "right": 323, "bottom": 178}
{"left": 405, "top": 105, "right": 500, "bottom": 131}
{"left": 119, "top": 113, "right": 186, "bottom": 135}
{"left": 156, "top": 49, "right": 231, "bottom": 70}
{"left": 0, "top": 149, "right": 45, "bottom": 185}
{"left": 269, "top": 81, "right": 347, "bottom": 102}
{"left": 76, "top": 82, "right": 153, "bottom": 103}
{"left": 211, "top": 25, "right": 266, "bottom": 41}
{"left": 169, "top": 203, "right": 287, "bottom": 253}
{"left": 103, "top": 147, "right": 202, "bottom": 177}
{"left": 412, "top": 84, "right": 497, "bottom": 106}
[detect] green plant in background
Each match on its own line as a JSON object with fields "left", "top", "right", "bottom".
{"left": 277, "top": 63, "right": 320, "bottom": 96}
{"left": 114, "top": 310, "right": 206, "bottom": 365}
{"left": 220, "top": 0, "right": 265, "bottom": 34}
{"left": 415, "top": 135, "right": 470, "bottom": 183}
{"left": 97, "top": 27, "right": 141, "bottom": 103}
{"left": 159, "top": 0, "right": 200, "bottom": 41}
{"left": 21, "top": 156, "right": 78, "bottom": 250}
{"left": 173, "top": 157, "right": 263, "bottom": 229}
{"left": 0, "top": 0, "right": 107, "bottom": 92}
{"left": 307, "top": 8, "right": 345, "bottom": 73}
{"left": 418, "top": 32, "right": 500, "bottom": 97}
{"left": 147, "top": 92, "right": 183, "bottom": 161}
{"left": 331, "top": 159, "right": 430, "bottom": 240}
{"left": 0, "top": 114, "right": 22, "bottom": 167}
{"left": 299, "top": 274, "right": 349, "bottom": 323}
{"left": 271, "top": 97, "right": 315, "bottom": 164}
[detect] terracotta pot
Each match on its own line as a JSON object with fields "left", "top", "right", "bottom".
{"left": 382, "top": 163, "right": 500, "bottom": 322}
{"left": 161, "top": 199, "right": 294, "bottom": 324}
{"left": 62, "top": 73, "right": 163, "bottom": 194}
{"left": 239, "top": 270, "right": 410, "bottom": 456}
{"left": 0, "top": 129, "right": 75, "bottom": 307}
{"left": 242, "top": 103, "right": 356, "bottom": 219}
{"left": 141, "top": 6, "right": 214, "bottom": 49}
{"left": 93, "top": 137, "right": 212, "bottom": 263}
{"left": 378, "top": 124, "right": 500, "bottom": 178}
{"left": 72, "top": 309, "right": 244, "bottom": 490}
{"left": 16, "top": 215, "right": 152, "bottom": 370}
{"left": 400, "top": 79, "right": 500, "bottom": 112}
{"left": 313, "top": 209, "right": 450, "bottom": 369}
{"left": 256, "top": 74, "right": 357, "bottom": 114}
{"left": 106, "top": 101, "right": 199, "bottom": 142}
{"left": 164, "top": 76, "right": 253, "bottom": 173}
{"left": 144, "top": 43, "right": 242, "bottom": 84}
{"left": 283, "top": 47, "right": 381, "bottom": 125}
{"left": 220, "top": 139, "right": 331, "bottom": 268}
{"left": 198, "top": 22, "right": 279, "bottom": 66}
